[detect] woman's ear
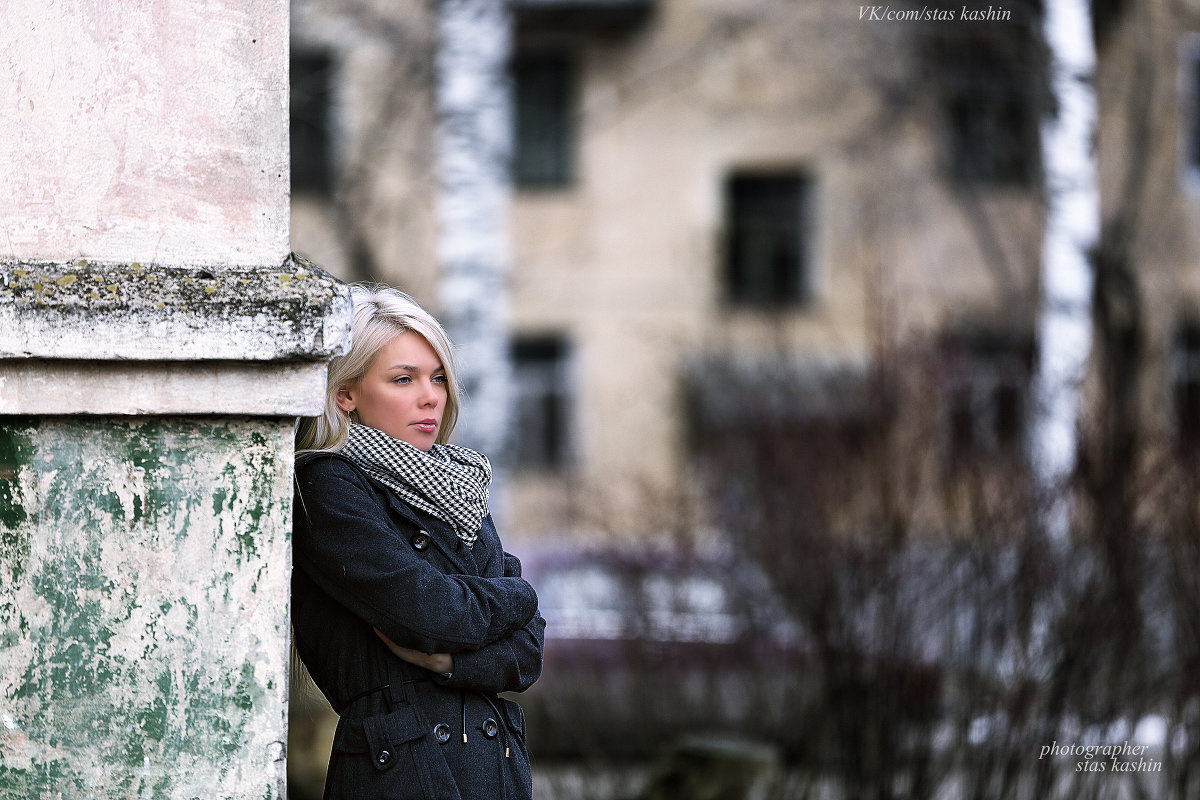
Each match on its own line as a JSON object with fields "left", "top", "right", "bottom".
{"left": 335, "top": 385, "right": 356, "bottom": 414}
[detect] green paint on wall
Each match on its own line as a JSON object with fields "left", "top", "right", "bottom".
{"left": 0, "top": 416, "right": 293, "bottom": 799}
{"left": 0, "top": 418, "right": 36, "bottom": 527}
{"left": 0, "top": 420, "right": 37, "bottom": 587}
{"left": 234, "top": 660, "right": 259, "bottom": 711}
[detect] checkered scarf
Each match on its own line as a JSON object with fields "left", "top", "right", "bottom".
{"left": 341, "top": 423, "right": 491, "bottom": 548}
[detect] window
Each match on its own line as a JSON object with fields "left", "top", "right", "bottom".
{"left": 723, "top": 172, "right": 812, "bottom": 308}
{"left": 1180, "top": 37, "right": 1200, "bottom": 187}
{"left": 512, "top": 53, "right": 576, "bottom": 188}
{"left": 512, "top": 0, "right": 654, "bottom": 36}
{"left": 935, "top": 33, "right": 1040, "bottom": 185}
{"left": 942, "top": 332, "right": 1034, "bottom": 460}
{"left": 1092, "top": 0, "right": 1129, "bottom": 45}
{"left": 512, "top": 336, "right": 573, "bottom": 469}
{"left": 290, "top": 50, "right": 335, "bottom": 195}
{"left": 1171, "top": 324, "right": 1200, "bottom": 449}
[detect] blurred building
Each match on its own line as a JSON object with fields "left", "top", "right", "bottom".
{"left": 1094, "top": 0, "right": 1200, "bottom": 452}
{"left": 288, "top": 0, "right": 1199, "bottom": 542}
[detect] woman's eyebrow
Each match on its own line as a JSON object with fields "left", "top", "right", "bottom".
{"left": 385, "top": 363, "right": 444, "bottom": 373}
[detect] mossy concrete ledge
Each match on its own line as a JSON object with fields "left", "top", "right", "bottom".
{"left": 0, "top": 254, "right": 350, "bottom": 362}
{"left": 0, "top": 255, "right": 351, "bottom": 415}
{"left": 0, "top": 256, "right": 349, "bottom": 798}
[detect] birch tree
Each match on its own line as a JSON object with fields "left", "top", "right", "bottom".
{"left": 433, "top": 0, "right": 514, "bottom": 471}
{"left": 1031, "top": 0, "right": 1098, "bottom": 538}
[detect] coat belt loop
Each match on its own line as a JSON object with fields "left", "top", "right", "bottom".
{"left": 385, "top": 657, "right": 420, "bottom": 706}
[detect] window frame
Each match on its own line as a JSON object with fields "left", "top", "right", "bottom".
{"left": 1179, "top": 35, "right": 1200, "bottom": 192}
{"left": 289, "top": 48, "right": 337, "bottom": 196}
{"left": 1170, "top": 323, "right": 1200, "bottom": 449}
{"left": 721, "top": 170, "right": 815, "bottom": 310}
{"left": 511, "top": 334, "right": 576, "bottom": 471}
{"left": 932, "top": 30, "right": 1042, "bottom": 187}
{"left": 511, "top": 51, "right": 577, "bottom": 190}
{"left": 941, "top": 332, "right": 1035, "bottom": 463}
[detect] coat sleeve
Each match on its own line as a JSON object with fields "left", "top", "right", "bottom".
{"left": 437, "top": 552, "right": 546, "bottom": 694}
{"left": 293, "top": 456, "right": 539, "bottom": 654}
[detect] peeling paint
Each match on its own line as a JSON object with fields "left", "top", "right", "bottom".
{"left": 0, "top": 417, "right": 291, "bottom": 799}
{"left": 0, "top": 420, "right": 35, "bottom": 531}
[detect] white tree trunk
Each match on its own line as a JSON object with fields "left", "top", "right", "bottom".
{"left": 1032, "top": 0, "right": 1098, "bottom": 537}
{"left": 434, "top": 0, "right": 513, "bottom": 469}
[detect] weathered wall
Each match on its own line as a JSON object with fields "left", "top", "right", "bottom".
{"left": 0, "top": 0, "right": 352, "bottom": 797}
{"left": 0, "top": 418, "right": 292, "bottom": 797}
{"left": 0, "top": 0, "right": 288, "bottom": 267}
{"left": 0, "top": 257, "right": 351, "bottom": 798}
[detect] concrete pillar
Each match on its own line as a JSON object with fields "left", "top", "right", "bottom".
{"left": 0, "top": 2, "right": 351, "bottom": 797}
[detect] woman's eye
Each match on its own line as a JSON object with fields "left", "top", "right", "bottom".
{"left": 393, "top": 375, "right": 411, "bottom": 384}
{"left": 432, "top": 374, "right": 447, "bottom": 384}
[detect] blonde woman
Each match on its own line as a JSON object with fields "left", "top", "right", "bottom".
{"left": 293, "top": 284, "right": 544, "bottom": 799}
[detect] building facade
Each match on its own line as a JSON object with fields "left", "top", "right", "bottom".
{"left": 289, "top": 0, "right": 1197, "bottom": 542}
{"left": 284, "top": 1, "right": 1200, "bottom": 794}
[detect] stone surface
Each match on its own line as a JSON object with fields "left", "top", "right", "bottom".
{"left": 0, "top": 361, "right": 330, "bottom": 416}
{"left": 0, "top": 0, "right": 289, "bottom": 267}
{"left": 0, "top": 417, "right": 293, "bottom": 798}
{"left": 0, "top": 2, "right": 338, "bottom": 798}
{"left": 0, "top": 256, "right": 352, "bottom": 364}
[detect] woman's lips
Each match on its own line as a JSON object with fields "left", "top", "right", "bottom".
{"left": 412, "top": 419, "right": 437, "bottom": 433}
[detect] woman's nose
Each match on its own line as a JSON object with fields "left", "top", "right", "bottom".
{"left": 419, "top": 380, "right": 439, "bottom": 405}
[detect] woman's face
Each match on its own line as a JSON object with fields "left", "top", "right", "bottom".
{"left": 337, "top": 331, "right": 448, "bottom": 451}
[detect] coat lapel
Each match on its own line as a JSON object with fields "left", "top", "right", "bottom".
{"left": 330, "top": 451, "right": 486, "bottom": 575}
{"left": 378, "top": 486, "right": 481, "bottom": 575}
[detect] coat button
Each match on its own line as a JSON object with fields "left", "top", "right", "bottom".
{"left": 433, "top": 723, "right": 452, "bottom": 744}
{"left": 411, "top": 532, "right": 431, "bottom": 551}
{"left": 377, "top": 749, "right": 391, "bottom": 765}
{"left": 482, "top": 718, "right": 499, "bottom": 739}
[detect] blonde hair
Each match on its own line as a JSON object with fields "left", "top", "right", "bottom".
{"left": 296, "top": 284, "right": 461, "bottom": 453}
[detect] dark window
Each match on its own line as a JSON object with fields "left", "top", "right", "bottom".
{"left": 723, "top": 172, "right": 812, "bottom": 308}
{"left": 942, "top": 332, "right": 1035, "bottom": 461}
{"left": 1183, "top": 42, "right": 1200, "bottom": 181}
{"left": 1193, "top": 54, "right": 1200, "bottom": 172}
{"left": 512, "top": 54, "right": 575, "bottom": 188}
{"left": 1092, "top": 0, "right": 1130, "bottom": 44}
{"left": 512, "top": 0, "right": 654, "bottom": 36}
{"left": 1171, "top": 325, "right": 1200, "bottom": 449}
{"left": 937, "top": 35, "right": 1040, "bottom": 185}
{"left": 512, "top": 336, "right": 573, "bottom": 469}
{"left": 291, "top": 50, "right": 334, "bottom": 195}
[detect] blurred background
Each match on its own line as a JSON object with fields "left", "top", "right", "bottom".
{"left": 285, "top": 0, "right": 1200, "bottom": 798}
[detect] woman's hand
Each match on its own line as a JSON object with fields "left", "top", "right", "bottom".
{"left": 374, "top": 628, "right": 453, "bottom": 675}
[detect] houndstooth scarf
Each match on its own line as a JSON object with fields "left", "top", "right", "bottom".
{"left": 341, "top": 423, "right": 491, "bottom": 547}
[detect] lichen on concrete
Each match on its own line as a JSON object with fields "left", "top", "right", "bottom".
{"left": 0, "top": 253, "right": 352, "bottom": 362}
{"left": 0, "top": 417, "right": 292, "bottom": 799}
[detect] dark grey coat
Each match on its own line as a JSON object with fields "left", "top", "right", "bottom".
{"left": 292, "top": 452, "right": 545, "bottom": 800}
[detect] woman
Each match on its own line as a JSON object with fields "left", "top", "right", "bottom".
{"left": 292, "top": 284, "right": 545, "bottom": 800}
